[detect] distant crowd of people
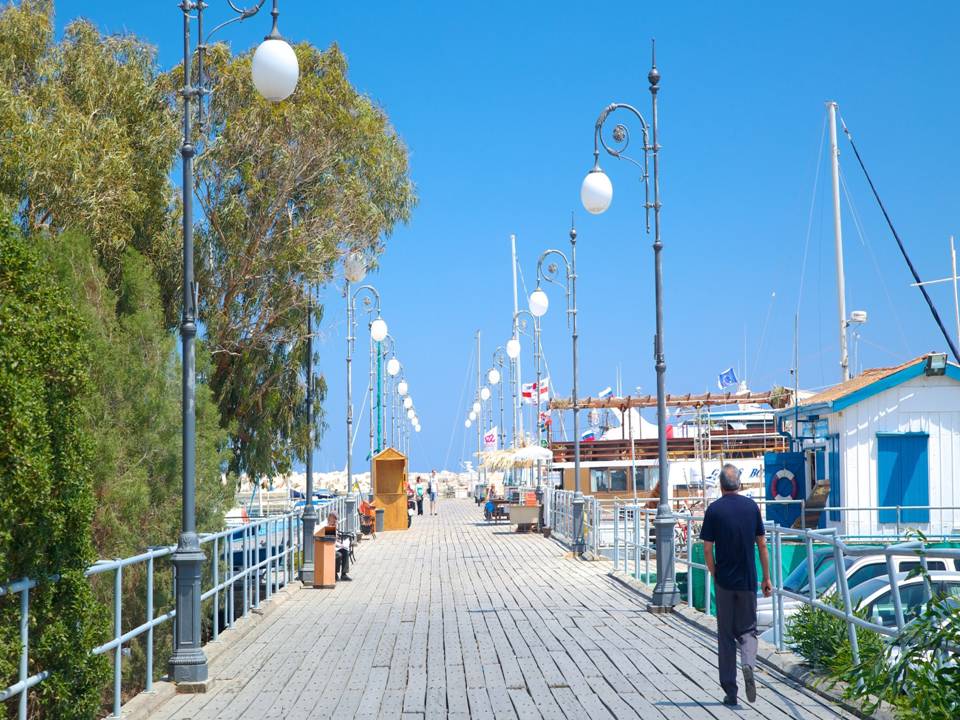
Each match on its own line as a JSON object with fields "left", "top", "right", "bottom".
{"left": 405, "top": 470, "right": 439, "bottom": 523}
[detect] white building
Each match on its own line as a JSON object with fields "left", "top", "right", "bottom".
{"left": 778, "top": 353, "right": 960, "bottom": 537}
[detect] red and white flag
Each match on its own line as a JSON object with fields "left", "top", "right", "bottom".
{"left": 521, "top": 377, "right": 550, "bottom": 404}
{"left": 483, "top": 426, "right": 498, "bottom": 450}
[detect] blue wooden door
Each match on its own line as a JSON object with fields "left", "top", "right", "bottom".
{"left": 828, "top": 434, "right": 841, "bottom": 522}
{"left": 877, "top": 433, "right": 929, "bottom": 524}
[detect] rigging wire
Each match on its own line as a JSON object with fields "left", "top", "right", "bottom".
{"left": 750, "top": 291, "right": 777, "bottom": 382}
{"left": 796, "top": 114, "right": 829, "bottom": 316}
{"left": 443, "top": 341, "right": 475, "bottom": 472}
{"left": 839, "top": 113, "right": 960, "bottom": 364}
{"left": 838, "top": 167, "right": 911, "bottom": 354}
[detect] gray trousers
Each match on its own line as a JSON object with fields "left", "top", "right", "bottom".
{"left": 714, "top": 585, "right": 758, "bottom": 699}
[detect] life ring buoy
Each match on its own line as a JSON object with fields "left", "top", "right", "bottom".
{"left": 771, "top": 468, "right": 797, "bottom": 502}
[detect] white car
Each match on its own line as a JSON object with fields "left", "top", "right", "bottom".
{"left": 757, "top": 553, "right": 960, "bottom": 629}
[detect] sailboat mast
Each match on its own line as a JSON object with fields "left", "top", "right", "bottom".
{"left": 511, "top": 234, "right": 522, "bottom": 445}
{"left": 828, "top": 101, "right": 850, "bottom": 382}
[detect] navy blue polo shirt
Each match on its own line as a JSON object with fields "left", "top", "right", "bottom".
{"left": 699, "top": 493, "right": 764, "bottom": 591}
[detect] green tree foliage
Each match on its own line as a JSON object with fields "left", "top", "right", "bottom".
{"left": 0, "top": 0, "right": 180, "bottom": 290}
{"left": 169, "top": 42, "right": 416, "bottom": 479}
{"left": 0, "top": 217, "right": 109, "bottom": 718}
{"left": 42, "top": 229, "right": 233, "bottom": 700}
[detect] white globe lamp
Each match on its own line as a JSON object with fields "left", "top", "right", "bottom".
{"left": 397, "top": 380, "right": 409, "bottom": 396}
{"left": 506, "top": 337, "right": 521, "bottom": 359}
{"left": 529, "top": 288, "right": 549, "bottom": 318}
{"left": 387, "top": 357, "right": 401, "bottom": 376}
{"left": 581, "top": 167, "right": 613, "bottom": 215}
{"left": 468, "top": 410, "right": 477, "bottom": 422}
{"left": 472, "top": 401, "right": 481, "bottom": 414}
{"left": 403, "top": 396, "right": 413, "bottom": 409}
{"left": 415, "top": 425, "right": 421, "bottom": 433}
{"left": 251, "top": 37, "right": 299, "bottom": 102}
{"left": 487, "top": 368, "right": 501, "bottom": 385}
{"left": 465, "top": 419, "right": 471, "bottom": 428}
{"left": 370, "top": 317, "right": 388, "bottom": 342}
{"left": 407, "top": 408, "right": 415, "bottom": 420}
{"left": 480, "top": 387, "right": 491, "bottom": 401}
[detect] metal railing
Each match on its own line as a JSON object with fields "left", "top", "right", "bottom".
{"left": 1, "top": 492, "right": 357, "bottom": 720}
{"left": 546, "top": 489, "right": 600, "bottom": 555}
{"left": 815, "top": 504, "right": 960, "bottom": 540}
{"left": 767, "top": 524, "right": 960, "bottom": 664}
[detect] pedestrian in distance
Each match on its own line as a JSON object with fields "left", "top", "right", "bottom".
{"left": 428, "top": 470, "right": 439, "bottom": 515}
{"left": 699, "top": 463, "right": 772, "bottom": 707}
{"left": 415, "top": 475, "right": 425, "bottom": 516}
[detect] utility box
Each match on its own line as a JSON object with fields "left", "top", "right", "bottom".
{"left": 312, "top": 532, "right": 336, "bottom": 589}
{"left": 372, "top": 447, "right": 409, "bottom": 531}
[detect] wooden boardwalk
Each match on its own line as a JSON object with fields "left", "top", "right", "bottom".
{"left": 136, "top": 499, "right": 856, "bottom": 719}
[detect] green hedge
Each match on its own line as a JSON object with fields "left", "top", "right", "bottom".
{"left": 0, "top": 217, "right": 109, "bottom": 718}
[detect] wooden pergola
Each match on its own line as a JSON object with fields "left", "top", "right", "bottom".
{"left": 548, "top": 390, "right": 786, "bottom": 411}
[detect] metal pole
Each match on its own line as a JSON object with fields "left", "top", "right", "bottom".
{"left": 511, "top": 234, "right": 523, "bottom": 444}
{"left": 569, "top": 224, "right": 585, "bottom": 554}
{"left": 346, "top": 282, "right": 353, "bottom": 496}
{"left": 952, "top": 236, "right": 960, "bottom": 347}
{"left": 300, "top": 290, "right": 317, "bottom": 583}
{"left": 376, "top": 341, "right": 383, "bottom": 452}
{"left": 827, "top": 101, "right": 850, "bottom": 382}
{"left": 649, "top": 50, "right": 680, "bottom": 609}
{"left": 476, "top": 330, "right": 483, "bottom": 488}
{"left": 170, "top": 0, "right": 207, "bottom": 684}
{"left": 535, "top": 316, "right": 542, "bottom": 489}
{"left": 369, "top": 329, "right": 374, "bottom": 469}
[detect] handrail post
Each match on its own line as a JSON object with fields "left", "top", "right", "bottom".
{"left": 613, "top": 502, "right": 620, "bottom": 570}
{"left": 833, "top": 541, "right": 860, "bottom": 665}
{"left": 146, "top": 555, "right": 154, "bottom": 692}
{"left": 242, "top": 525, "right": 249, "bottom": 618}
{"left": 212, "top": 537, "right": 219, "bottom": 642}
{"left": 113, "top": 565, "right": 122, "bottom": 718}
{"left": 19, "top": 583, "right": 28, "bottom": 720}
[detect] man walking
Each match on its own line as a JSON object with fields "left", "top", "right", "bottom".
{"left": 700, "top": 464, "right": 772, "bottom": 706}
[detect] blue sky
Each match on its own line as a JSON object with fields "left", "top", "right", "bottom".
{"left": 56, "top": 1, "right": 960, "bottom": 473}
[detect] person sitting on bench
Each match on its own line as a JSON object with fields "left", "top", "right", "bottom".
{"left": 484, "top": 498, "right": 495, "bottom": 521}
{"left": 324, "top": 512, "right": 351, "bottom": 581}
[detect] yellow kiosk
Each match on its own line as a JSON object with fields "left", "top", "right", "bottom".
{"left": 372, "top": 447, "right": 409, "bottom": 531}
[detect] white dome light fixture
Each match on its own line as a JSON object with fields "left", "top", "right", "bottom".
{"left": 407, "top": 408, "right": 415, "bottom": 420}
{"left": 464, "top": 419, "right": 471, "bottom": 428}
{"left": 251, "top": 13, "right": 300, "bottom": 103}
{"left": 487, "top": 368, "right": 501, "bottom": 385}
{"left": 468, "top": 410, "right": 477, "bottom": 422}
{"left": 415, "top": 425, "right": 421, "bottom": 433}
{"left": 397, "top": 380, "right": 409, "bottom": 396}
{"left": 580, "top": 167, "right": 613, "bottom": 215}
{"left": 387, "top": 357, "right": 401, "bottom": 376}
{"left": 403, "top": 396, "right": 413, "bottom": 409}
{"left": 506, "top": 337, "right": 521, "bottom": 359}
{"left": 529, "top": 288, "right": 549, "bottom": 318}
{"left": 370, "top": 317, "right": 388, "bottom": 342}
{"left": 480, "top": 387, "right": 491, "bottom": 401}
{"left": 472, "top": 401, "right": 481, "bottom": 414}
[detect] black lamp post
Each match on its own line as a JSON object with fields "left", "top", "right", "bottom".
{"left": 580, "top": 42, "right": 678, "bottom": 609}
{"left": 171, "top": 0, "right": 299, "bottom": 686}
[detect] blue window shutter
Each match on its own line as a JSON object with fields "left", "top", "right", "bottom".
{"left": 877, "top": 436, "right": 901, "bottom": 524}
{"left": 828, "top": 434, "right": 841, "bottom": 522}
{"left": 877, "top": 434, "right": 930, "bottom": 525}
{"left": 899, "top": 435, "right": 929, "bottom": 524}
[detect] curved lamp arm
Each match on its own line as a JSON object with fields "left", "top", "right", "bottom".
{"left": 592, "top": 101, "right": 653, "bottom": 232}
{"left": 491, "top": 346, "right": 506, "bottom": 369}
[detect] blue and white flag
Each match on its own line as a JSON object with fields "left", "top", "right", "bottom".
{"left": 597, "top": 386, "right": 613, "bottom": 399}
{"left": 717, "top": 367, "right": 739, "bottom": 390}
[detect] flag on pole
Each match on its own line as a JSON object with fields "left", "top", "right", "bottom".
{"left": 483, "top": 426, "right": 498, "bottom": 450}
{"left": 580, "top": 428, "right": 597, "bottom": 442}
{"left": 521, "top": 377, "right": 550, "bottom": 404}
{"left": 597, "top": 386, "right": 613, "bottom": 399}
{"left": 717, "top": 367, "right": 739, "bottom": 390}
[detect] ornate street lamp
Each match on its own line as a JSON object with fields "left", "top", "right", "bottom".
{"left": 172, "top": 0, "right": 299, "bottom": 686}
{"left": 580, "top": 42, "right": 678, "bottom": 610}
{"left": 349, "top": 286, "right": 384, "bottom": 503}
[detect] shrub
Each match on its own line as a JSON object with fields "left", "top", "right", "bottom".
{"left": 0, "top": 217, "right": 109, "bottom": 718}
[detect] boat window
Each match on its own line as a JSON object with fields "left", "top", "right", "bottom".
{"left": 590, "top": 469, "right": 628, "bottom": 493}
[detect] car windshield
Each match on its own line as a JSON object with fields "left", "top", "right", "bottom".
{"left": 784, "top": 553, "right": 835, "bottom": 593}
{"left": 803, "top": 557, "right": 855, "bottom": 595}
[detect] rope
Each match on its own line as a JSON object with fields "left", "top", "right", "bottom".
{"left": 840, "top": 114, "right": 960, "bottom": 364}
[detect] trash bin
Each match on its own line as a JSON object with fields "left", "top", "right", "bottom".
{"left": 375, "top": 507, "right": 385, "bottom": 533}
{"left": 313, "top": 532, "right": 336, "bottom": 589}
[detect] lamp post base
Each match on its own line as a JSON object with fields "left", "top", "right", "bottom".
{"left": 649, "top": 507, "right": 680, "bottom": 610}
{"left": 300, "top": 511, "right": 317, "bottom": 586}
{"left": 571, "top": 492, "right": 586, "bottom": 555}
{"left": 169, "top": 539, "right": 209, "bottom": 685}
